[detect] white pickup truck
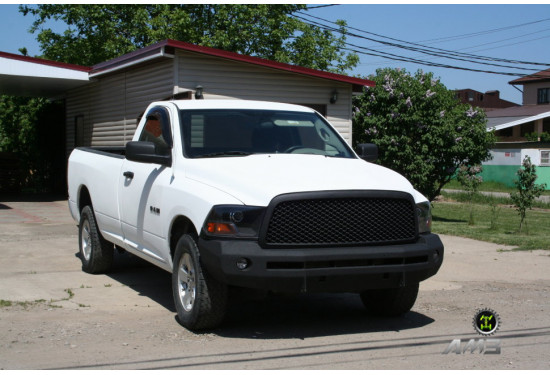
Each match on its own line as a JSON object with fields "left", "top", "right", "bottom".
{"left": 68, "top": 100, "right": 444, "bottom": 330}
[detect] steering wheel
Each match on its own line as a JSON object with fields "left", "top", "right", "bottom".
{"left": 283, "top": 145, "right": 307, "bottom": 153}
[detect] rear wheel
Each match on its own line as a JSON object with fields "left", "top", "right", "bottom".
{"left": 172, "top": 234, "right": 227, "bottom": 330}
{"left": 360, "top": 282, "right": 419, "bottom": 317}
{"left": 79, "top": 205, "right": 114, "bottom": 274}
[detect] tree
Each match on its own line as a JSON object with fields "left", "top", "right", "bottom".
{"left": 6, "top": 5, "right": 359, "bottom": 193}
{"left": 19, "top": 4, "right": 358, "bottom": 73}
{"left": 0, "top": 96, "right": 65, "bottom": 192}
{"left": 510, "top": 156, "right": 547, "bottom": 233}
{"left": 456, "top": 164, "right": 483, "bottom": 225}
{"left": 352, "top": 68, "right": 495, "bottom": 201}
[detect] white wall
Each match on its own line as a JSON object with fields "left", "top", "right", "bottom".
{"left": 523, "top": 149, "right": 541, "bottom": 165}
{"left": 485, "top": 148, "right": 548, "bottom": 166}
{"left": 484, "top": 149, "right": 522, "bottom": 166}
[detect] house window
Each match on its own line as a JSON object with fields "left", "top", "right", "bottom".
{"left": 538, "top": 88, "right": 550, "bottom": 104}
{"left": 541, "top": 150, "right": 550, "bottom": 166}
{"left": 543, "top": 118, "right": 550, "bottom": 133}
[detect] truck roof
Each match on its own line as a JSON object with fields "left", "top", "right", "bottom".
{"left": 160, "top": 99, "right": 316, "bottom": 113}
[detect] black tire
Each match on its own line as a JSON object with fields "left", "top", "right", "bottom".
{"left": 172, "top": 234, "right": 227, "bottom": 330}
{"left": 360, "top": 282, "right": 419, "bottom": 317}
{"left": 78, "top": 205, "right": 114, "bottom": 274}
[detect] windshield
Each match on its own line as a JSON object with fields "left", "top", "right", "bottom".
{"left": 180, "top": 109, "right": 355, "bottom": 159}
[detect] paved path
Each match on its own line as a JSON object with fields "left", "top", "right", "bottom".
{"left": 0, "top": 198, "right": 70, "bottom": 225}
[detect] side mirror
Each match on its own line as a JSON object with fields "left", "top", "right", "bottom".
{"left": 357, "top": 143, "right": 378, "bottom": 162}
{"left": 126, "top": 141, "right": 172, "bottom": 167}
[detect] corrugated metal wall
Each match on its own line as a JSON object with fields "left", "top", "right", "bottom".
{"left": 175, "top": 51, "right": 353, "bottom": 142}
{"left": 65, "top": 51, "right": 354, "bottom": 156}
{"left": 65, "top": 58, "right": 173, "bottom": 154}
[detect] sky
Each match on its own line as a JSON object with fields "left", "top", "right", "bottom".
{"left": 1, "top": 3, "right": 550, "bottom": 105}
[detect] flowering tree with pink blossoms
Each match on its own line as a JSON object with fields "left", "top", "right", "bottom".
{"left": 353, "top": 67, "right": 495, "bottom": 201}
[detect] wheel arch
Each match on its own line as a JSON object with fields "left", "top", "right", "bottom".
{"left": 78, "top": 185, "right": 93, "bottom": 213}
{"left": 169, "top": 215, "right": 198, "bottom": 260}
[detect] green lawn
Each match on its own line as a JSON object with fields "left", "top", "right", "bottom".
{"left": 439, "top": 190, "right": 550, "bottom": 210}
{"left": 444, "top": 179, "right": 550, "bottom": 196}
{"left": 432, "top": 200, "right": 550, "bottom": 251}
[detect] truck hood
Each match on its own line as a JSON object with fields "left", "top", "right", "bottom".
{"left": 184, "top": 154, "right": 422, "bottom": 207}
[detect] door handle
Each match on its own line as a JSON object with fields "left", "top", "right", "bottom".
{"left": 123, "top": 171, "right": 134, "bottom": 179}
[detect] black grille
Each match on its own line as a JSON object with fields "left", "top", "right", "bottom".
{"left": 263, "top": 192, "right": 417, "bottom": 247}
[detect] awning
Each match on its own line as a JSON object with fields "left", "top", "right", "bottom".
{"left": 486, "top": 104, "right": 550, "bottom": 131}
{"left": 0, "top": 51, "right": 90, "bottom": 98}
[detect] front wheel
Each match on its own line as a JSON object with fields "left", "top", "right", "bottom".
{"left": 172, "top": 234, "right": 227, "bottom": 330}
{"left": 360, "top": 282, "right": 419, "bottom": 317}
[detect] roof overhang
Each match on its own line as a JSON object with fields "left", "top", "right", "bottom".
{"left": 89, "top": 39, "right": 375, "bottom": 90}
{"left": 487, "top": 110, "right": 550, "bottom": 131}
{"left": 508, "top": 68, "right": 550, "bottom": 85}
{"left": 1, "top": 39, "right": 375, "bottom": 98}
{"left": 0, "top": 51, "right": 90, "bottom": 98}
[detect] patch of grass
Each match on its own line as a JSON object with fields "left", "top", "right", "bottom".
{"left": 444, "top": 179, "right": 550, "bottom": 196}
{"left": 64, "top": 288, "right": 75, "bottom": 299}
{"left": 432, "top": 200, "right": 550, "bottom": 250}
{"left": 439, "top": 190, "right": 550, "bottom": 209}
{"left": 1, "top": 287, "right": 80, "bottom": 311}
{"left": 104, "top": 284, "right": 112, "bottom": 288}
{"left": 1, "top": 299, "right": 51, "bottom": 309}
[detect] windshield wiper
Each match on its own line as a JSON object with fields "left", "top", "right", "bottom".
{"left": 196, "top": 151, "right": 253, "bottom": 158}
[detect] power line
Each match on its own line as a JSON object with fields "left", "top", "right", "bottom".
{"left": 296, "top": 12, "right": 550, "bottom": 67}
{"left": 457, "top": 28, "right": 550, "bottom": 52}
{"left": 467, "top": 34, "right": 550, "bottom": 54}
{"left": 418, "top": 17, "right": 550, "bottom": 45}
{"left": 306, "top": 4, "right": 340, "bottom": 10}
{"left": 295, "top": 12, "right": 550, "bottom": 68}
{"left": 293, "top": 12, "right": 550, "bottom": 79}
{"left": 341, "top": 41, "right": 542, "bottom": 77}
{"left": 360, "top": 32, "right": 550, "bottom": 69}
{"left": 343, "top": 37, "right": 541, "bottom": 73}
{"left": 294, "top": 15, "right": 543, "bottom": 76}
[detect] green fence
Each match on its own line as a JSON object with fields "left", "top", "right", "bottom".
{"left": 481, "top": 165, "right": 550, "bottom": 189}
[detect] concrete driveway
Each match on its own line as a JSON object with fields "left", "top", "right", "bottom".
{"left": 0, "top": 197, "right": 549, "bottom": 370}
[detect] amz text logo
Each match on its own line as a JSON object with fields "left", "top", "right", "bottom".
{"left": 442, "top": 339, "right": 501, "bottom": 355}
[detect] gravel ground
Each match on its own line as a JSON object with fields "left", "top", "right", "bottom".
{"left": 0, "top": 198, "right": 549, "bottom": 370}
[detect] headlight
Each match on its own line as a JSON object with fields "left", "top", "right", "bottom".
{"left": 203, "top": 205, "right": 265, "bottom": 238}
{"left": 416, "top": 201, "right": 432, "bottom": 234}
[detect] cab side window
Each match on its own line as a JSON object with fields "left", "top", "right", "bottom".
{"left": 138, "top": 107, "right": 172, "bottom": 156}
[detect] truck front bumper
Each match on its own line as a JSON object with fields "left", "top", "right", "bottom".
{"left": 198, "top": 233, "right": 444, "bottom": 293}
